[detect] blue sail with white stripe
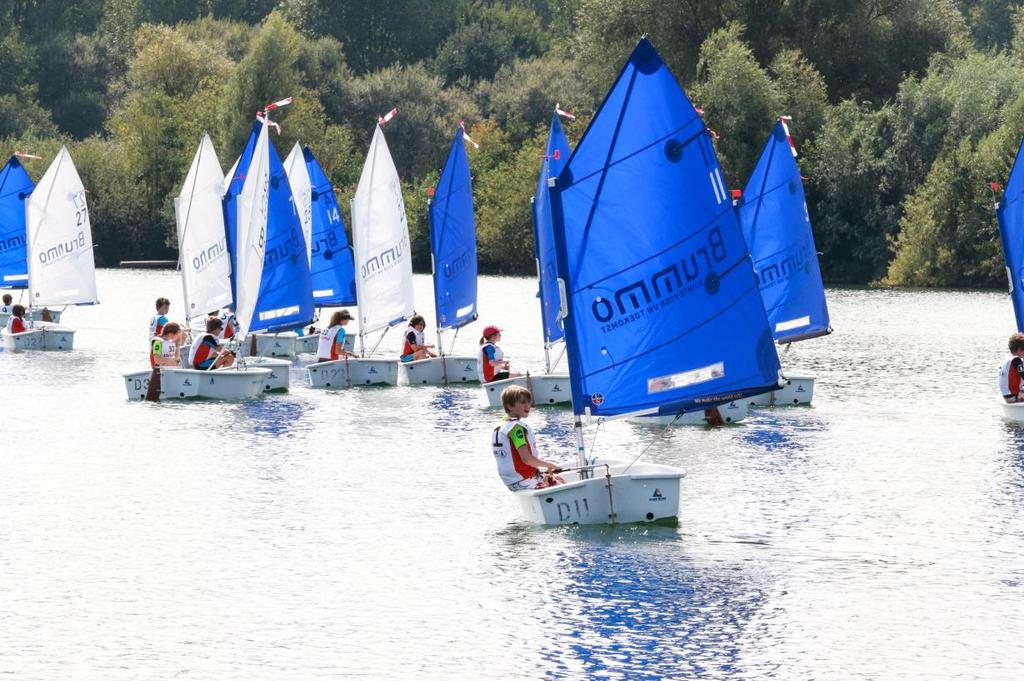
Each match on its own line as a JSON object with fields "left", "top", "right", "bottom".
{"left": 429, "top": 127, "right": 478, "bottom": 330}
{"left": 738, "top": 120, "right": 830, "bottom": 343}
{"left": 305, "top": 147, "right": 356, "bottom": 306}
{"left": 998, "top": 138, "right": 1024, "bottom": 332}
{"left": 549, "top": 37, "right": 781, "bottom": 418}
{"left": 0, "top": 156, "right": 34, "bottom": 289}
{"left": 533, "top": 114, "right": 571, "bottom": 346}
{"left": 223, "top": 120, "right": 313, "bottom": 333}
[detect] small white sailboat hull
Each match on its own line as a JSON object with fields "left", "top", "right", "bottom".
{"left": 306, "top": 357, "right": 399, "bottom": 388}
{"left": 629, "top": 400, "right": 749, "bottom": 426}
{"left": 237, "top": 356, "right": 290, "bottom": 392}
{"left": 1, "top": 327, "right": 74, "bottom": 351}
{"left": 483, "top": 372, "right": 571, "bottom": 407}
{"left": 123, "top": 370, "right": 152, "bottom": 400}
{"left": 400, "top": 355, "right": 479, "bottom": 385}
{"left": 1002, "top": 401, "right": 1024, "bottom": 422}
{"left": 158, "top": 366, "right": 270, "bottom": 400}
{"left": 747, "top": 374, "right": 814, "bottom": 406}
{"left": 515, "top": 462, "right": 684, "bottom": 526}
{"left": 251, "top": 332, "right": 298, "bottom": 358}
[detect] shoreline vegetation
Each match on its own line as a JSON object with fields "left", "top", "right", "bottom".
{"left": 2, "top": 1, "right": 1023, "bottom": 287}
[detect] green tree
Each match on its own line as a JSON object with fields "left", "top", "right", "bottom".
{"left": 432, "top": 5, "right": 549, "bottom": 85}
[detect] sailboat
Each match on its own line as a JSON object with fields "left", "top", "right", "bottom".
{"left": 996, "top": 136, "right": 1024, "bottom": 422}
{"left": 0, "top": 154, "right": 32, "bottom": 327}
{"left": 306, "top": 124, "right": 410, "bottom": 388}
{"left": 2, "top": 147, "right": 95, "bottom": 351}
{"left": 400, "top": 125, "right": 480, "bottom": 385}
{"left": 511, "top": 38, "right": 781, "bottom": 525}
{"left": 737, "top": 118, "right": 830, "bottom": 406}
{"left": 482, "top": 113, "right": 573, "bottom": 407}
{"left": 124, "top": 133, "right": 274, "bottom": 400}
{"left": 284, "top": 142, "right": 357, "bottom": 356}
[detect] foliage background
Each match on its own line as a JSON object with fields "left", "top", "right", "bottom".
{"left": 4, "top": 0, "right": 1024, "bottom": 286}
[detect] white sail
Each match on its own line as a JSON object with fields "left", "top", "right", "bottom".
{"left": 351, "top": 125, "right": 414, "bottom": 334}
{"left": 175, "top": 134, "right": 232, "bottom": 322}
{"left": 283, "top": 142, "right": 313, "bottom": 266}
{"left": 233, "top": 121, "right": 271, "bottom": 338}
{"left": 25, "top": 146, "right": 98, "bottom": 306}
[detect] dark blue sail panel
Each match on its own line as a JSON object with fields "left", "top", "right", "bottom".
{"left": 738, "top": 121, "right": 830, "bottom": 343}
{"left": 304, "top": 147, "right": 356, "bottom": 305}
{"left": 998, "top": 137, "right": 1024, "bottom": 332}
{"left": 429, "top": 128, "right": 478, "bottom": 330}
{"left": 550, "top": 38, "right": 781, "bottom": 417}
{"left": 223, "top": 121, "right": 260, "bottom": 306}
{"left": 0, "top": 157, "right": 34, "bottom": 289}
{"left": 533, "top": 114, "right": 571, "bottom": 345}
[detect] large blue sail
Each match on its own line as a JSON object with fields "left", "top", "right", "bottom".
{"left": 533, "top": 114, "right": 571, "bottom": 345}
{"left": 428, "top": 127, "right": 478, "bottom": 330}
{"left": 998, "top": 137, "right": 1024, "bottom": 332}
{"left": 0, "top": 156, "right": 34, "bottom": 289}
{"left": 738, "top": 120, "right": 830, "bottom": 343}
{"left": 223, "top": 120, "right": 313, "bottom": 333}
{"left": 305, "top": 146, "right": 356, "bottom": 306}
{"left": 549, "top": 38, "right": 781, "bottom": 418}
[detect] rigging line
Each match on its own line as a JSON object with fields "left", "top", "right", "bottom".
{"left": 587, "top": 418, "right": 604, "bottom": 464}
{"left": 621, "top": 412, "right": 681, "bottom": 474}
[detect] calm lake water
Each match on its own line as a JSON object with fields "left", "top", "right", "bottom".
{"left": 1, "top": 269, "right": 1022, "bottom": 679}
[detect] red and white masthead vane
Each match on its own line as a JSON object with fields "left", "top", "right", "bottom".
{"left": 779, "top": 115, "right": 798, "bottom": 157}
{"left": 460, "top": 120, "right": 479, "bottom": 149}
{"left": 378, "top": 107, "right": 398, "bottom": 126}
{"left": 554, "top": 103, "right": 576, "bottom": 120}
{"left": 256, "top": 96, "right": 293, "bottom": 134}
{"left": 14, "top": 151, "right": 43, "bottom": 160}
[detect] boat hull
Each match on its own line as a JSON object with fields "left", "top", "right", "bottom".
{"left": 514, "top": 461, "right": 684, "bottom": 526}
{"left": 158, "top": 366, "right": 270, "bottom": 400}
{"left": 399, "top": 355, "right": 479, "bottom": 385}
{"left": 629, "top": 400, "right": 749, "bottom": 425}
{"left": 748, "top": 374, "right": 814, "bottom": 406}
{"left": 483, "top": 372, "right": 571, "bottom": 408}
{"left": 1002, "top": 401, "right": 1024, "bottom": 422}
{"left": 237, "top": 357, "right": 291, "bottom": 392}
{"left": 306, "top": 357, "right": 399, "bottom": 388}
{"left": 251, "top": 333, "right": 298, "bottom": 358}
{"left": 123, "top": 369, "right": 152, "bottom": 400}
{"left": 1, "top": 327, "right": 75, "bottom": 351}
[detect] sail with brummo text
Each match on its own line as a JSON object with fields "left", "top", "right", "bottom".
{"left": 285, "top": 143, "right": 356, "bottom": 306}
{"left": 351, "top": 125, "right": 414, "bottom": 335}
{"left": 997, "top": 137, "right": 1024, "bottom": 332}
{"left": 0, "top": 155, "right": 34, "bottom": 289}
{"left": 25, "top": 146, "right": 98, "bottom": 307}
{"left": 175, "top": 134, "right": 232, "bottom": 323}
{"left": 738, "top": 119, "right": 830, "bottom": 344}
{"left": 429, "top": 127, "right": 478, "bottom": 330}
{"left": 549, "top": 37, "right": 781, "bottom": 418}
{"left": 533, "top": 113, "right": 571, "bottom": 347}
{"left": 223, "top": 119, "right": 313, "bottom": 336}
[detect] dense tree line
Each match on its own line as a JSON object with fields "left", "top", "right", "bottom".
{"left": 4, "top": 0, "right": 1024, "bottom": 286}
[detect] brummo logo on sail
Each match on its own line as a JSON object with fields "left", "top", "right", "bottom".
{"left": 192, "top": 238, "right": 226, "bottom": 272}
{"left": 361, "top": 238, "right": 407, "bottom": 279}
{"left": 590, "top": 226, "right": 727, "bottom": 328}
{"left": 0, "top": 234, "right": 24, "bottom": 253}
{"left": 757, "top": 242, "right": 811, "bottom": 290}
{"left": 38, "top": 231, "right": 87, "bottom": 264}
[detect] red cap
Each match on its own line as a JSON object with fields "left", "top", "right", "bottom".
{"left": 482, "top": 325, "right": 502, "bottom": 338}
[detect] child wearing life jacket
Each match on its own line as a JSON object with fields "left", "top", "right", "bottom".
{"left": 490, "top": 385, "right": 564, "bottom": 491}
{"left": 478, "top": 325, "right": 519, "bottom": 383}
{"left": 317, "top": 310, "right": 356, "bottom": 362}
{"left": 0, "top": 293, "right": 12, "bottom": 316}
{"left": 400, "top": 314, "right": 437, "bottom": 362}
{"left": 150, "top": 322, "right": 184, "bottom": 368}
{"left": 148, "top": 297, "right": 170, "bottom": 339}
{"left": 188, "top": 317, "right": 235, "bottom": 370}
{"left": 4, "top": 304, "right": 29, "bottom": 334}
{"left": 999, "top": 332, "right": 1024, "bottom": 402}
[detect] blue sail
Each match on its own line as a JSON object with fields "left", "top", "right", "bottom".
{"left": 223, "top": 120, "right": 313, "bottom": 333}
{"left": 0, "top": 156, "right": 34, "bottom": 289}
{"left": 998, "top": 137, "right": 1024, "bottom": 332}
{"left": 738, "top": 120, "right": 831, "bottom": 343}
{"left": 549, "top": 38, "right": 781, "bottom": 418}
{"left": 305, "top": 146, "right": 356, "bottom": 306}
{"left": 428, "top": 127, "right": 478, "bottom": 330}
{"left": 533, "top": 114, "right": 571, "bottom": 345}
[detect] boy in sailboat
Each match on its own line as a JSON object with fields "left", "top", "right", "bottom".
{"left": 188, "top": 317, "right": 235, "bottom": 370}
{"left": 400, "top": 315, "right": 438, "bottom": 362}
{"left": 999, "top": 333, "right": 1024, "bottom": 402}
{"left": 149, "top": 297, "right": 170, "bottom": 339}
{"left": 317, "top": 310, "right": 356, "bottom": 362}
{"left": 4, "top": 304, "right": 29, "bottom": 333}
{"left": 150, "top": 322, "right": 184, "bottom": 368}
{"left": 491, "top": 386, "right": 564, "bottom": 491}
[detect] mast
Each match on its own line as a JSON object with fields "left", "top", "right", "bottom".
{"left": 351, "top": 197, "right": 366, "bottom": 358}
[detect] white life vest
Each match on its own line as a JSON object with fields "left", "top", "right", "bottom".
{"left": 188, "top": 333, "right": 221, "bottom": 369}
{"left": 318, "top": 324, "right": 345, "bottom": 359}
{"left": 404, "top": 325, "right": 425, "bottom": 348}
{"left": 0, "top": 304, "right": 11, "bottom": 315}
{"left": 477, "top": 342, "right": 505, "bottom": 382}
{"left": 148, "top": 314, "right": 167, "bottom": 337}
{"left": 150, "top": 335, "right": 177, "bottom": 367}
{"left": 999, "top": 356, "right": 1024, "bottom": 400}
{"left": 5, "top": 315, "right": 28, "bottom": 333}
{"left": 490, "top": 418, "right": 540, "bottom": 489}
